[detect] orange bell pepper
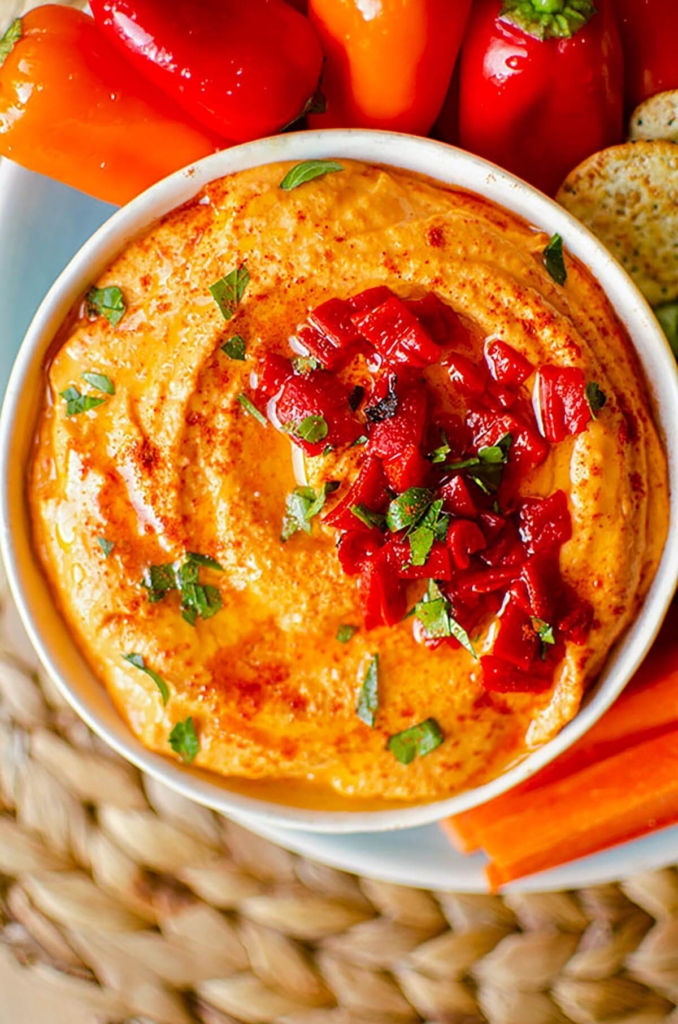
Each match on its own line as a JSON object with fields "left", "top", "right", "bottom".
{"left": 0, "top": 6, "right": 218, "bottom": 206}
{"left": 308, "top": 0, "right": 472, "bottom": 135}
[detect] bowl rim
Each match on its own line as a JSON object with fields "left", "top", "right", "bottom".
{"left": 2, "top": 128, "right": 678, "bottom": 835}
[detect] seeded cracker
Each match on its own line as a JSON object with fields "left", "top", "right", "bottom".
{"left": 630, "top": 90, "right": 678, "bottom": 144}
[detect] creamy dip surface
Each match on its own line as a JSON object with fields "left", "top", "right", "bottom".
{"left": 29, "top": 160, "right": 669, "bottom": 805}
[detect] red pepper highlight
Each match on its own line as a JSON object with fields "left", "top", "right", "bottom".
{"left": 617, "top": 0, "right": 678, "bottom": 111}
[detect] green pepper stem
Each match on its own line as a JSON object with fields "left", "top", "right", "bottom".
{"left": 499, "top": 0, "right": 597, "bottom": 40}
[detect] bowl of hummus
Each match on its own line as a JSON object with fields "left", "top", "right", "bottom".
{"left": 2, "top": 130, "right": 678, "bottom": 833}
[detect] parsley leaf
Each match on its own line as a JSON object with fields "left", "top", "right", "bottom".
{"left": 429, "top": 430, "right": 451, "bottom": 465}
{"left": 59, "top": 387, "right": 107, "bottom": 417}
{"left": 142, "top": 554, "right": 223, "bottom": 623}
{"left": 285, "top": 415, "right": 329, "bottom": 444}
{"left": 414, "top": 581, "right": 476, "bottom": 656}
{"left": 350, "top": 504, "right": 386, "bottom": 530}
{"left": 142, "top": 563, "right": 177, "bottom": 602}
{"left": 185, "top": 552, "right": 223, "bottom": 571}
{"left": 336, "top": 624, "right": 359, "bottom": 644}
{"left": 282, "top": 482, "right": 339, "bottom": 541}
{"left": 387, "top": 718, "right": 444, "bottom": 765}
{"left": 351, "top": 434, "right": 369, "bottom": 447}
{"left": 222, "top": 335, "right": 246, "bottom": 360}
{"left": 0, "top": 18, "right": 21, "bottom": 68}
{"left": 237, "top": 393, "right": 267, "bottom": 427}
{"left": 279, "top": 160, "right": 344, "bottom": 191}
{"left": 85, "top": 285, "right": 126, "bottom": 327}
{"left": 169, "top": 717, "right": 199, "bottom": 763}
{"left": 97, "top": 536, "right": 115, "bottom": 558}
{"left": 447, "top": 434, "right": 513, "bottom": 495}
{"left": 357, "top": 655, "right": 379, "bottom": 728}
{"left": 81, "top": 371, "right": 115, "bottom": 395}
{"left": 543, "top": 233, "right": 567, "bottom": 286}
{"left": 210, "top": 263, "right": 249, "bottom": 320}
{"left": 365, "top": 373, "right": 399, "bottom": 423}
{"left": 408, "top": 499, "right": 447, "bottom": 567}
{"left": 386, "top": 487, "right": 435, "bottom": 532}
{"left": 123, "top": 652, "right": 169, "bottom": 705}
{"left": 585, "top": 381, "right": 607, "bottom": 418}
{"left": 533, "top": 617, "right": 556, "bottom": 660}
{"left": 292, "top": 355, "right": 321, "bottom": 374}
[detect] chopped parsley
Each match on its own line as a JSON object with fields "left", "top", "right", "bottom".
{"left": 169, "top": 717, "right": 199, "bottom": 763}
{"left": 585, "top": 381, "right": 607, "bottom": 418}
{"left": 543, "top": 233, "right": 567, "bottom": 286}
{"left": 237, "top": 393, "right": 267, "bottom": 427}
{"left": 350, "top": 504, "right": 386, "bottom": 530}
{"left": 292, "top": 355, "right": 322, "bottom": 374}
{"left": 210, "top": 263, "right": 249, "bottom": 320}
{"left": 414, "top": 580, "right": 476, "bottom": 657}
{"left": 387, "top": 718, "right": 444, "bottom": 765}
{"left": 447, "top": 434, "right": 513, "bottom": 495}
{"left": 336, "top": 624, "right": 359, "bottom": 644}
{"left": 141, "top": 553, "right": 223, "bottom": 625}
{"left": 81, "top": 371, "right": 115, "bottom": 395}
{"left": 356, "top": 655, "right": 379, "bottom": 728}
{"left": 533, "top": 617, "right": 556, "bottom": 660}
{"left": 351, "top": 434, "right": 369, "bottom": 447}
{"left": 281, "top": 481, "right": 339, "bottom": 541}
{"left": 59, "top": 386, "right": 107, "bottom": 417}
{"left": 365, "top": 374, "right": 398, "bottom": 423}
{"left": 279, "top": 160, "right": 344, "bottom": 191}
{"left": 284, "top": 415, "right": 329, "bottom": 444}
{"left": 185, "top": 552, "right": 224, "bottom": 570}
{"left": 429, "top": 430, "right": 451, "bottom": 465}
{"left": 408, "top": 499, "right": 448, "bottom": 567}
{"left": 386, "top": 487, "right": 435, "bottom": 532}
{"left": 96, "top": 536, "right": 115, "bottom": 558}
{"left": 0, "top": 18, "right": 21, "bottom": 67}
{"left": 122, "top": 652, "right": 169, "bottom": 705}
{"left": 85, "top": 285, "right": 126, "bottom": 327}
{"left": 222, "top": 335, "right": 246, "bottom": 360}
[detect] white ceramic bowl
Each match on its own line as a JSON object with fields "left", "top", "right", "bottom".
{"left": 2, "top": 130, "right": 678, "bottom": 834}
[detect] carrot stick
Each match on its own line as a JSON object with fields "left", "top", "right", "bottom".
{"left": 443, "top": 638, "right": 678, "bottom": 854}
{"left": 480, "top": 727, "right": 678, "bottom": 889}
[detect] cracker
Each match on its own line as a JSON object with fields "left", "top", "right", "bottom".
{"left": 556, "top": 140, "right": 678, "bottom": 306}
{"left": 630, "top": 90, "right": 678, "bottom": 143}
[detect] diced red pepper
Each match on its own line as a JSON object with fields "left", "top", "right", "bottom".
{"left": 441, "top": 475, "right": 479, "bottom": 518}
{"left": 308, "top": 297, "right": 363, "bottom": 353}
{"left": 386, "top": 537, "right": 453, "bottom": 580}
{"left": 518, "top": 551, "right": 562, "bottom": 622}
{"left": 492, "top": 599, "right": 539, "bottom": 670}
{"left": 368, "top": 384, "right": 429, "bottom": 459}
{"left": 478, "top": 512, "right": 506, "bottom": 544}
{"left": 351, "top": 296, "right": 441, "bottom": 368}
{"left": 447, "top": 519, "right": 487, "bottom": 570}
{"left": 359, "top": 548, "right": 407, "bottom": 629}
{"left": 336, "top": 528, "right": 384, "bottom": 576}
{"left": 467, "top": 408, "right": 549, "bottom": 474}
{"left": 535, "top": 365, "right": 591, "bottom": 443}
{"left": 485, "top": 340, "right": 534, "bottom": 388}
{"left": 346, "top": 286, "right": 394, "bottom": 314}
{"left": 452, "top": 565, "right": 519, "bottom": 597}
{"left": 403, "top": 293, "right": 465, "bottom": 346}
{"left": 427, "top": 413, "right": 469, "bottom": 462}
{"left": 323, "top": 456, "right": 391, "bottom": 531}
{"left": 445, "top": 352, "right": 488, "bottom": 396}
{"left": 480, "top": 655, "right": 554, "bottom": 693}
{"left": 295, "top": 324, "right": 346, "bottom": 371}
{"left": 486, "top": 379, "right": 518, "bottom": 409}
{"left": 518, "top": 491, "right": 572, "bottom": 555}
{"left": 256, "top": 353, "right": 291, "bottom": 400}
{"left": 275, "top": 372, "right": 362, "bottom": 454}
{"left": 383, "top": 444, "right": 431, "bottom": 492}
{"left": 480, "top": 519, "right": 526, "bottom": 568}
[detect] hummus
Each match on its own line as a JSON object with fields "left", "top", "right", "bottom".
{"left": 29, "top": 160, "right": 669, "bottom": 806}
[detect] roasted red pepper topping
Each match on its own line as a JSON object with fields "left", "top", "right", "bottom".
{"left": 253, "top": 285, "right": 600, "bottom": 696}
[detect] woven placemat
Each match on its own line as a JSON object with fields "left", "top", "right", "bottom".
{"left": 0, "top": 568, "right": 677, "bottom": 1024}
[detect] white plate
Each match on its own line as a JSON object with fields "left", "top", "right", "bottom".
{"left": 3, "top": 157, "right": 677, "bottom": 891}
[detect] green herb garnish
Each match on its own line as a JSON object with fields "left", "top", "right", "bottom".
{"left": 543, "top": 233, "right": 567, "bottom": 286}
{"left": 357, "top": 655, "right": 379, "bottom": 728}
{"left": 97, "top": 536, "right": 115, "bottom": 558}
{"left": 336, "top": 624, "right": 359, "bottom": 644}
{"left": 210, "top": 263, "right": 249, "bottom": 320}
{"left": 292, "top": 355, "right": 322, "bottom": 374}
{"left": 414, "top": 580, "right": 476, "bottom": 657}
{"left": 585, "top": 381, "right": 607, "bottom": 418}
{"left": 169, "top": 717, "right": 199, "bottom": 763}
{"left": 185, "top": 552, "right": 223, "bottom": 571}
{"left": 85, "top": 285, "right": 126, "bottom": 327}
{"left": 282, "top": 481, "right": 339, "bottom": 541}
{"left": 408, "top": 499, "right": 448, "bottom": 567}
{"left": 279, "top": 160, "right": 344, "bottom": 191}
{"left": 123, "top": 652, "right": 169, "bottom": 705}
{"left": 59, "top": 387, "right": 107, "bottom": 417}
{"left": 387, "top": 718, "right": 444, "bottom": 765}
{"left": 142, "top": 553, "right": 223, "bottom": 623}
{"left": 429, "top": 430, "right": 451, "bottom": 465}
{"left": 533, "top": 617, "right": 556, "bottom": 661}
{"left": 386, "top": 488, "right": 435, "bottom": 532}
{"left": 350, "top": 504, "right": 386, "bottom": 530}
{"left": 0, "top": 18, "right": 21, "bottom": 68}
{"left": 447, "top": 434, "right": 513, "bottom": 495}
{"left": 286, "top": 415, "right": 329, "bottom": 444}
{"left": 237, "top": 393, "right": 267, "bottom": 427}
{"left": 222, "top": 335, "right": 246, "bottom": 361}
{"left": 81, "top": 371, "right": 115, "bottom": 395}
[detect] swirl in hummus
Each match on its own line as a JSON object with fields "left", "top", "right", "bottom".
{"left": 29, "top": 160, "right": 669, "bottom": 806}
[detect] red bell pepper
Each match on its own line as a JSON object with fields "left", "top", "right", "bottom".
{"left": 359, "top": 548, "right": 407, "bottom": 630}
{"left": 456, "top": 0, "right": 624, "bottom": 197}
{"left": 368, "top": 385, "right": 429, "bottom": 460}
{"left": 445, "top": 352, "right": 488, "bottom": 397}
{"left": 447, "top": 520, "right": 487, "bottom": 570}
{"left": 351, "top": 297, "right": 441, "bottom": 368}
{"left": 467, "top": 408, "right": 549, "bottom": 474}
{"left": 518, "top": 491, "right": 572, "bottom": 555}
{"left": 617, "top": 0, "right": 678, "bottom": 111}
{"left": 386, "top": 538, "right": 453, "bottom": 581}
{"left": 274, "top": 372, "right": 361, "bottom": 454}
{"left": 90, "top": 0, "right": 324, "bottom": 142}
{"left": 403, "top": 294, "right": 466, "bottom": 347}
{"left": 535, "top": 365, "right": 591, "bottom": 443}
{"left": 323, "top": 456, "right": 391, "bottom": 531}
{"left": 492, "top": 599, "right": 539, "bottom": 670}
{"left": 441, "top": 475, "right": 479, "bottom": 518}
{"left": 485, "top": 340, "right": 533, "bottom": 389}
{"left": 383, "top": 445, "right": 431, "bottom": 493}
{"left": 308, "top": 298, "right": 363, "bottom": 363}
{"left": 255, "top": 354, "right": 292, "bottom": 400}
{"left": 336, "top": 528, "right": 384, "bottom": 575}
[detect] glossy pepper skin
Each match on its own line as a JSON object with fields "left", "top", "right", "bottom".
{"left": 90, "top": 0, "right": 324, "bottom": 142}
{"left": 617, "top": 0, "right": 678, "bottom": 111}
{"left": 308, "top": 0, "right": 472, "bottom": 135}
{"left": 0, "top": 6, "right": 216, "bottom": 206}
{"left": 457, "top": 0, "right": 624, "bottom": 197}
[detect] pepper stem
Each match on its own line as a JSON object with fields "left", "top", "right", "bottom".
{"left": 0, "top": 18, "right": 22, "bottom": 68}
{"left": 500, "top": 0, "right": 597, "bottom": 40}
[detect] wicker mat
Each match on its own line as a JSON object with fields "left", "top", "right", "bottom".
{"left": 0, "top": 572, "right": 676, "bottom": 1024}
